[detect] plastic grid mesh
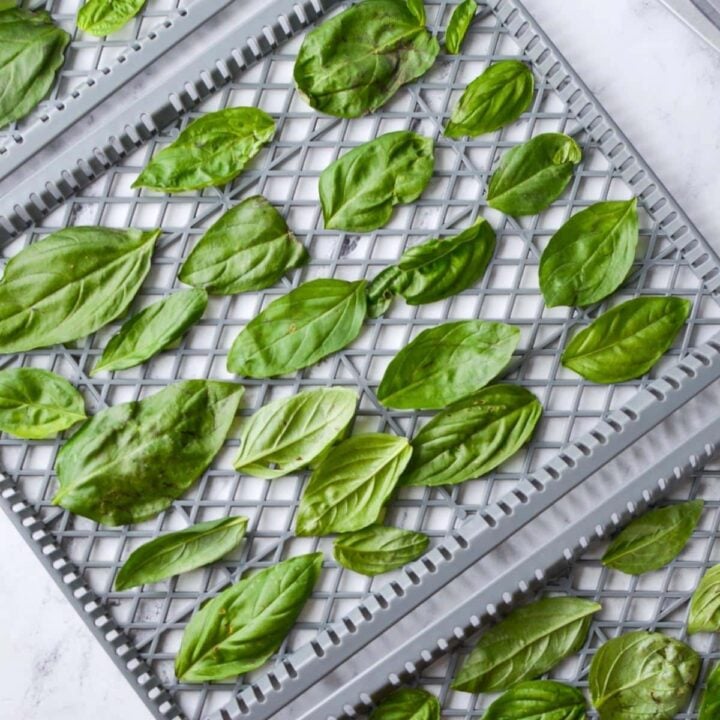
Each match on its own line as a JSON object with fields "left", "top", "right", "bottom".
{"left": 2, "top": 1, "right": 720, "bottom": 718}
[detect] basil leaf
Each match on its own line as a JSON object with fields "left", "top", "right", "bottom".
{"left": 0, "top": 368, "right": 86, "bottom": 440}
{"left": 378, "top": 320, "right": 520, "bottom": 410}
{"left": 333, "top": 524, "right": 429, "bottom": 576}
{"left": 133, "top": 108, "right": 275, "bottom": 192}
{"left": 402, "top": 384, "right": 542, "bottom": 487}
{"left": 77, "top": 0, "right": 145, "bottom": 36}
{"left": 295, "top": 433, "right": 412, "bottom": 536}
{"left": 175, "top": 552, "right": 323, "bottom": 682}
{"left": 227, "top": 278, "right": 367, "bottom": 378}
{"left": 482, "top": 680, "right": 587, "bottom": 720}
{"left": 0, "top": 227, "right": 159, "bottom": 355}
{"left": 179, "top": 196, "right": 308, "bottom": 295}
{"left": 367, "top": 265, "right": 408, "bottom": 319}
{"left": 53, "top": 380, "right": 243, "bottom": 526}
{"left": 115, "top": 516, "right": 247, "bottom": 591}
{"left": 589, "top": 631, "right": 700, "bottom": 720}
{"left": 445, "top": 60, "right": 534, "bottom": 138}
{"left": 0, "top": 2, "right": 18, "bottom": 10}
{"left": 561, "top": 296, "right": 691, "bottom": 383}
{"left": 689, "top": 564, "right": 720, "bottom": 633}
{"left": 540, "top": 199, "right": 639, "bottom": 308}
{"left": 602, "top": 499, "right": 703, "bottom": 575}
{"left": 294, "top": 0, "right": 438, "bottom": 119}
{"left": 370, "top": 688, "right": 440, "bottom": 720}
{"left": 233, "top": 387, "right": 357, "bottom": 478}
{"left": 92, "top": 288, "right": 207, "bottom": 374}
{"left": 699, "top": 661, "right": 720, "bottom": 720}
{"left": 487, "top": 133, "right": 581, "bottom": 216}
{"left": 0, "top": 9, "right": 69, "bottom": 128}
{"left": 452, "top": 597, "right": 600, "bottom": 693}
{"left": 444, "top": 0, "right": 478, "bottom": 55}
{"left": 319, "top": 131, "right": 435, "bottom": 232}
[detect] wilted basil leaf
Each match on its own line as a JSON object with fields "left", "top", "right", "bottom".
{"left": 689, "top": 564, "right": 720, "bottom": 634}
{"left": 367, "top": 266, "right": 408, "bottom": 318}
{"left": 482, "top": 680, "right": 587, "bottom": 720}
{"left": 444, "top": 0, "right": 477, "bottom": 55}
{"left": 699, "top": 661, "right": 720, "bottom": 720}
{"left": 77, "top": 0, "right": 145, "bottom": 36}
{"left": 370, "top": 688, "right": 440, "bottom": 720}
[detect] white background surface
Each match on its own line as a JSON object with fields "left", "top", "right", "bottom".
{"left": 2, "top": 1, "right": 720, "bottom": 718}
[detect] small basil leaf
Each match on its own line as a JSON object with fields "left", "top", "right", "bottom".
{"left": 115, "top": 516, "right": 248, "bottom": 591}
{"left": 0, "top": 368, "right": 86, "bottom": 440}
{"left": 295, "top": 433, "right": 412, "bottom": 536}
{"left": 370, "top": 688, "right": 440, "bottom": 720}
{"left": 53, "top": 380, "right": 243, "bottom": 526}
{"left": 333, "top": 525, "right": 429, "bottom": 576}
{"left": 699, "top": 661, "right": 720, "bottom": 720}
{"left": 133, "top": 108, "right": 275, "bottom": 192}
{"left": 233, "top": 387, "right": 357, "bottom": 478}
{"left": 589, "top": 631, "right": 700, "bottom": 720}
{"left": 402, "top": 384, "right": 542, "bottom": 486}
{"left": 487, "top": 133, "right": 581, "bottom": 216}
{"left": 378, "top": 320, "right": 520, "bottom": 410}
{"left": 179, "top": 195, "right": 308, "bottom": 295}
{"left": 540, "top": 199, "right": 639, "bottom": 308}
{"left": 367, "top": 266, "right": 408, "bottom": 318}
{"left": 320, "top": 131, "right": 435, "bottom": 232}
{"left": 294, "top": 0, "right": 438, "bottom": 118}
{"left": 444, "top": 0, "right": 477, "bottom": 55}
{"left": 562, "top": 296, "right": 691, "bottom": 383}
{"left": 602, "top": 499, "right": 703, "bottom": 575}
{"left": 175, "top": 552, "right": 323, "bottom": 682}
{"left": 0, "top": 226, "right": 159, "bottom": 355}
{"left": 452, "top": 597, "right": 601, "bottom": 693}
{"left": 482, "top": 680, "right": 587, "bottom": 720}
{"left": 92, "top": 288, "right": 207, "bottom": 374}
{"left": 77, "top": 0, "right": 145, "bottom": 36}
{"left": 227, "top": 278, "right": 367, "bottom": 378}
{"left": 689, "top": 564, "right": 720, "bottom": 633}
{"left": 445, "top": 60, "right": 534, "bottom": 138}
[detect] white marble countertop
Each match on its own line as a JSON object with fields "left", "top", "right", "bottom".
{"left": 3, "top": 1, "right": 720, "bottom": 718}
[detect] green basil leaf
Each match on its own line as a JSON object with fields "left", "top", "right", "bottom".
{"left": 294, "top": 0, "right": 438, "bottom": 118}
{"left": 295, "top": 433, "right": 412, "bottom": 536}
{"left": 378, "top": 320, "right": 520, "bottom": 410}
{"left": 0, "top": 2, "right": 18, "bottom": 10}
{"left": 179, "top": 195, "right": 308, "bottom": 295}
{"left": 133, "top": 108, "right": 275, "bottom": 192}
{"left": 0, "top": 9, "right": 69, "bottom": 127}
{"left": 0, "top": 368, "right": 86, "bottom": 440}
{"left": 77, "top": 0, "right": 145, "bottom": 36}
{"left": 561, "top": 296, "right": 691, "bottom": 383}
{"left": 452, "top": 597, "right": 601, "bottom": 693}
{"left": 333, "top": 524, "right": 429, "bottom": 575}
{"left": 589, "top": 631, "right": 700, "bottom": 720}
{"left": 115, "top": 516, "right": 248, "bottom": 591}
{"left": 602, "top": 499, "right": 703, "bottom": 575}
{"left": 699, "top": 661, "right": 720, "bottom": 720}
{"left": 487, "top": 133, "right": 581, "bottom": 216}
{"left": 539, "top": 199, "right": 639, "bottom": 308}
{"left": 319, "top": 131, "right": 435, "bottom": 232}
{"left": 370, "top": 688, "right": 440, "bottom": 720}
{"left": 53, "top": 380, "right": 243, "bottom": 526}
{"left": 92, "top": 288, "right": 207, "bottom": 374}
{"left": 367, "top": 265, "right": 408, "bottom": 318}
{"left": 402, "top": 384, "right": 542, "bottom": 487}
{"left": 227, "top": 278, "right": 367, "bottom": 378}
{"left": 0, "top": 226, "right": 159, "bottom": 355}
{"left": 445, "top": 60, "right": 534, "bottom": 137}
{"left": 175, "top": 552, "right": 323, "bottom": 682}
{"left": 444, "top": 0, "right": 477, "bottom": 54}
{"left": 689, "top": 564, "right": 720, "bottom": 633}
{"left": 406, "top": 0, "right": 426, "bottom": 25}
{"left": 233, "top": 387, "right": 357, "bottom": 478}
{"left": 482, "top": 680, "right": 587, "bottom": 720}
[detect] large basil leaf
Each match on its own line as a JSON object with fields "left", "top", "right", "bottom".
{"left": 589, "top": 631, "right": 700, "bottom": 720}
{"left": 445, "top": 60, "right": 534, "bottom": 138}
{"left": 402, "top": 384, "right": 542, "bottom": 486}
{"left": 444, "top": 0, "right": 478, "bottom": 55}
{"left": 295, "top": 433, "right": 412, "bottom": 536}
{"left": 0, "top": 368, "right": 86, "bottom": 440}
{"left": 227, "top": 278, "right": 367, "bottom": 378}
{"left": 452, "top": 597, "right": 600, "bottom": 693}
{"left": 175, "top": 552, "right": 322, "bottom": 682}
{"left": 319, "top": 131, "right": 435, "bottom": 232}
{"left": 367, "top": 266, "right": 408, "bottom": 319}
{"left": 77, "top": 0, "right": 145, "bottom": 36}
{"left": 93, "top": 288, "right": 207, "bottom": 374}
{"left": 378, "top": 320, "right": 520, "bottom": 410}
{"left": 233, "top": 387, "right": 357, "bottom": 478}
{"left": 0, "top": 226, "right": 159, "bottom": 355}
{"left": 370, "top": 688, "right": 440, "bottom": 720}
{"left": 333, "top": 524, "right": 429, "bottom": 576}
{"left": 0, "top": 9, "right": 69, "bottom": 128}
{"left": 294, "top": 0, "right": 438, "bottom": 119}
{"left": 115, "top": 516, "right": 247, "bottom": 591}
{"left": 700, "top": 661, "right": 720, "bottom": 720}
{"left": 133, "top": 108, "right": 275, "bottom": 192}
{"left": 562, "top": 296, "right": 691, "bottom": 383}
{"left": 179, "top": 196, "right": 308, "bottom": 295}
{"left": 539, "top": 199, "right": 639, "bottom": 308}
{"left": 487, "top": 133, "right": 581, "bottom": 216}
{"left": 602, "top": 499, "right": 703, "bottom": 575}
{"left": 482, "top": 680, "right": 587, "bottom": 720}
{"left": 689, "top": 564, "right": 720, "bottom": 633}
{"left": 53, "top": 380, "right": 243, "bottom": 526}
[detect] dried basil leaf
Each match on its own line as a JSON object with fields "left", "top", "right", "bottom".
{"left": 482, "top": 680, "right": 587, "bottom": 720}
{"left": 689, "top": 564, "right": 720, "bottom": 634}
{"left": 77, "top": 0, "right": 145, "bottom": 36}
{"left": 699, "top": 661, "right": 720, "bottom": 720}
{"left": 370, "top": 688, "right": 440, "bottom": 720}
{"left": 444, "top": 0, "right": 477, "bottom": 55}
